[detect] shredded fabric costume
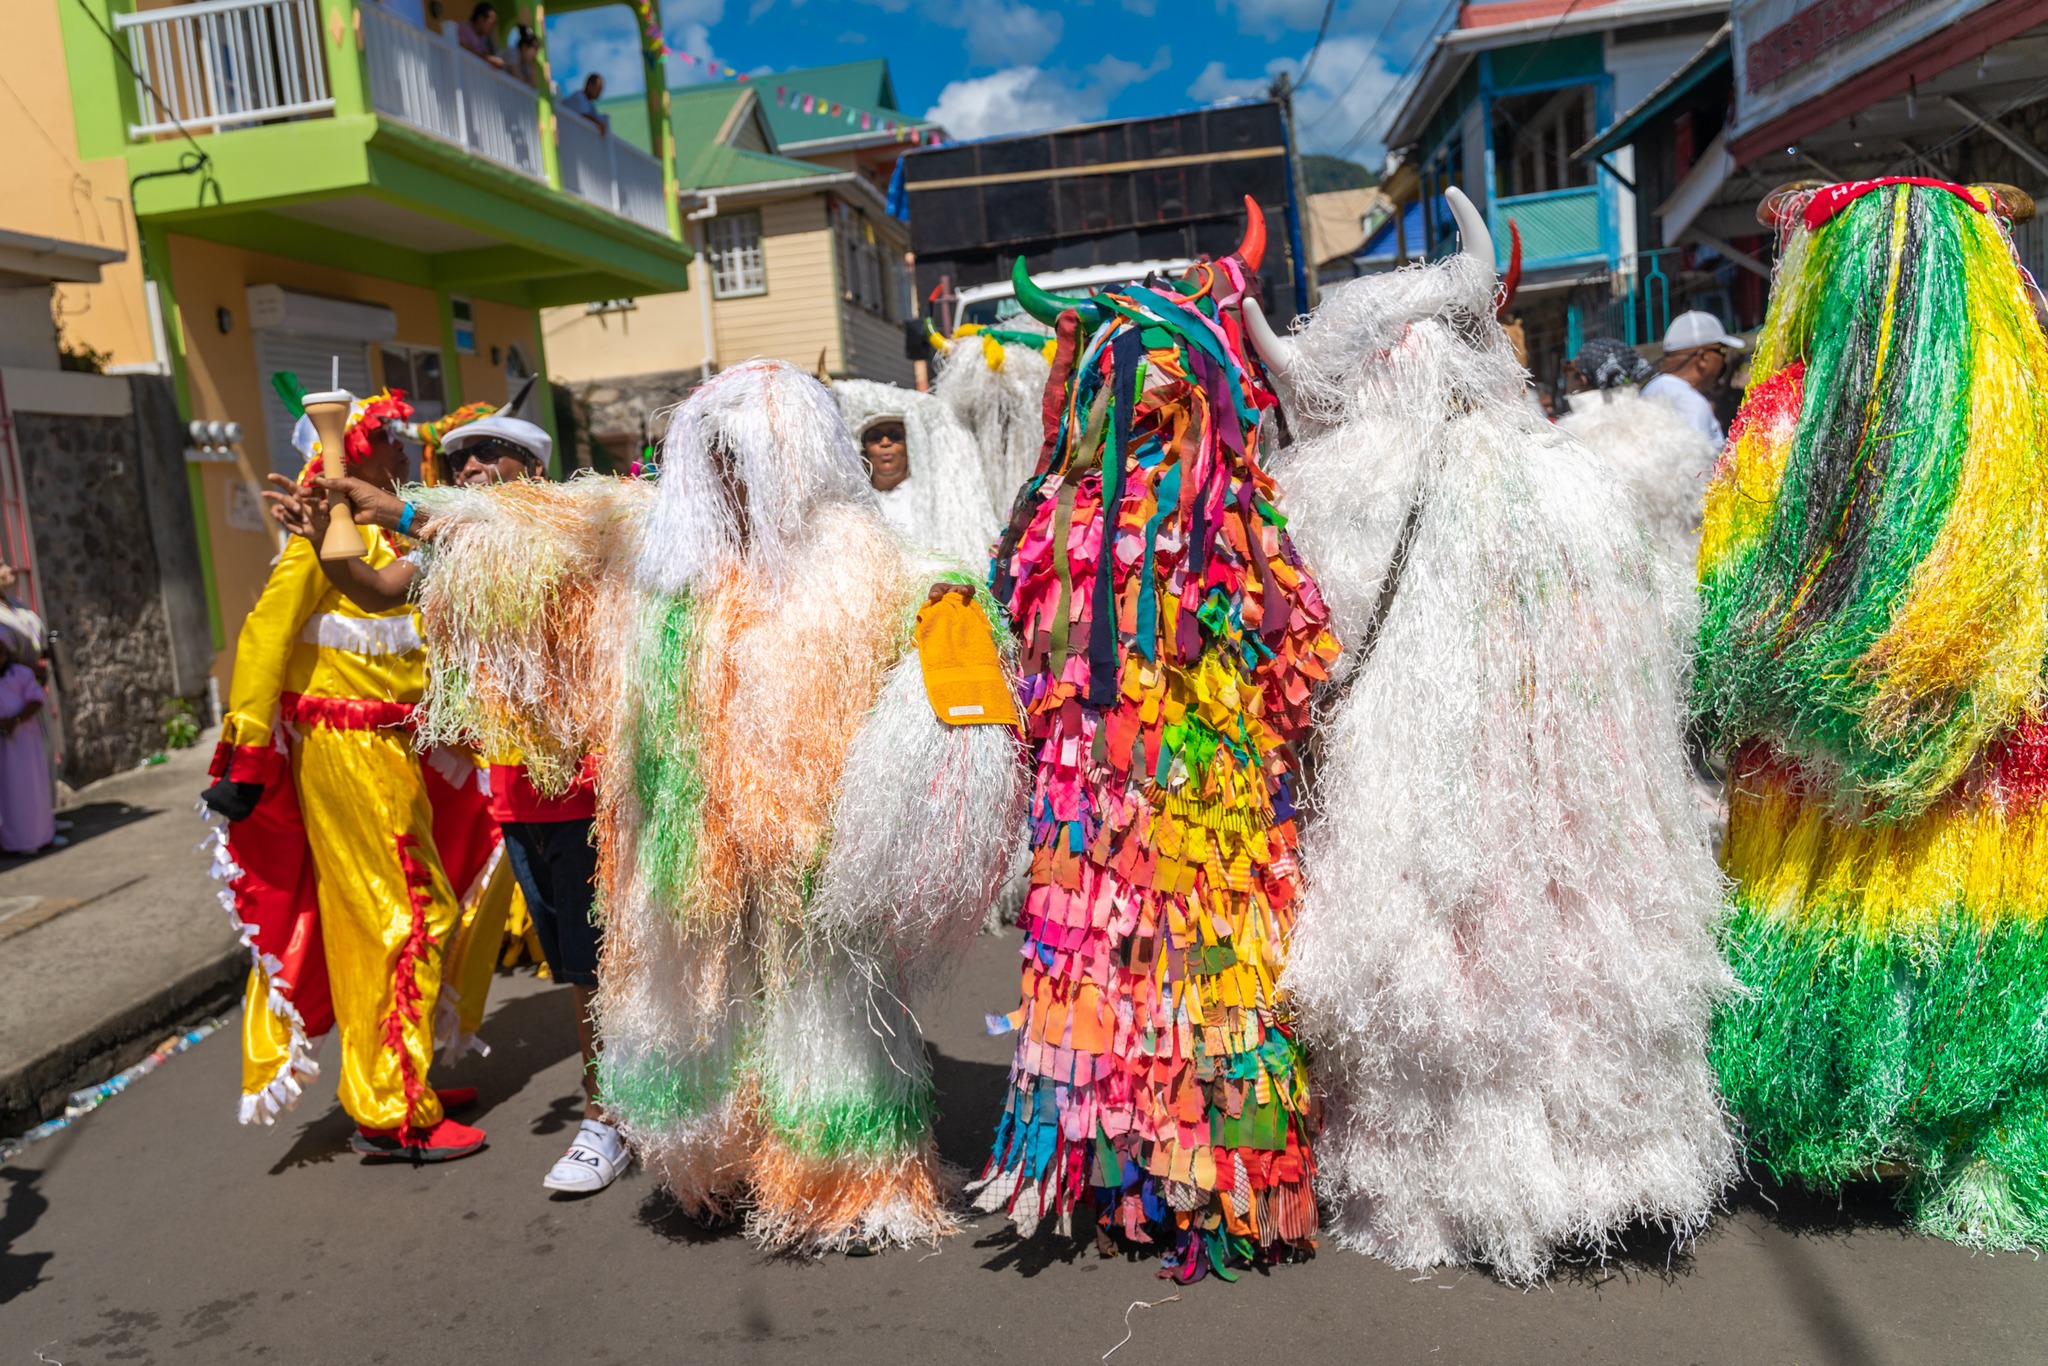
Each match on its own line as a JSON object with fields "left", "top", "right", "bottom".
{"left": 931, "top": 323, "right": 1055, "bottom": 524}
{"left": 407, "top": 361, "right": 1026, "bottom": 1251}
{"left": 208, "top": 391, "right": 503, "bottom": 1130}
{"left": 968, "top": 219, "right": 1340, "bottom": 1284}
{"left": 1251, "top": 192, "right": 1735, "bottom": 1283}
{"left": 1694, "top": 178, "right": 2048, "bottom": 1246}
{"left": 834, "top": 378, "right": 1004, "bottom": 570}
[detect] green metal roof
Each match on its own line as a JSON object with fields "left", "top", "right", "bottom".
{"left": 1576, "top": 25, "right": 1730, "bottom": 162}
{"left": 680, "top": 143, "right": 835, "bottom": 191}
{"left": 756, "top": 59, "right": 931, "bottom": 146}
{"left": 598, "top": 84, "right": 833, "bottom": 191}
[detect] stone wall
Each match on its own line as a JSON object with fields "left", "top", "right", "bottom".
{"left": 14, "top": 397, "right": 193, "bottom": 784}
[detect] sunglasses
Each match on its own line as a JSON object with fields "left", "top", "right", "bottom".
{"left": 454, "top": 437, "right": 540, "bottom": 466}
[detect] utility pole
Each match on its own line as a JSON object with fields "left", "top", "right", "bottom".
{"left": 1269, "top": 71, "right": 1318, "bottom": 311}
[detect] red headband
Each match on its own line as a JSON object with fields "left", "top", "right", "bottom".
{"left": 1802, "top": 177, "right": 1986, "bottom": 231}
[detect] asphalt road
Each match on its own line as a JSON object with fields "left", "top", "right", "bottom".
{"left": 2, "top": 930, "right": 2043, "bottom": 1365}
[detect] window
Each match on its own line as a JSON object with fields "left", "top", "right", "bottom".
{"left": 449, "top": 297, "right": 477, "bottom": 355}
{"left": 832, "top": 200, "right": 892, "bottom": 319}
{"left": 708, "top": 212, "right": 767, "bottom": 298}
{"left": 1492, "top": 86, "right": 1596, "bottom": 199}
{"left": 379, "top": 344, "right": 446, "bottom": 420}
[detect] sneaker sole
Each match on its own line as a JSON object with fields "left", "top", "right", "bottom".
{"left": 351, "top": 1138, "right": 487, "bottom": 1164}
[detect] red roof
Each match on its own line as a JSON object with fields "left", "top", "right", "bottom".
{"left": 1458, "top": 0, "right": 1622, "bottom": 28}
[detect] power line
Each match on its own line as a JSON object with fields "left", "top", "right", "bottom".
{"left": 1296, "top": 0, "right": 1343, "bottom": 87}
{"left": 1333, "top": 0, "right": 1462, "bottom": 160}
{"left": 1303, "top": 0, "right": 1420, "bottom": 134}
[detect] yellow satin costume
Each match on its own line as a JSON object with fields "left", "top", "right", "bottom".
{"left": 223, "top": 530, "right": 469, "bottom": 1132}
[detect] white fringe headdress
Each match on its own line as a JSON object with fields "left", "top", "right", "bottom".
{"left": 930, "top": 327, "right": 1051, "bottom": 524}
{"left": 1260, "top": 196, "right": 1736, "bottom": 1284}
{"left": 833, "top": 378, "right": 1003, "bottom": 572}
{"left": 639, "top": 359, "right": 875, "bottom": 595}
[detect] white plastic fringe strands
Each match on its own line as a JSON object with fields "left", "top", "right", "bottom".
{"left": 1554, "top": 384, "right": 1720, "bottom": 645}
{"left": 834, "top": 378, "right": 1004, "bottom": 572}
{"left": 407, "top": 360, "right": 1025, "bottom": 1255}
{"left": 1268, "top": 248, "right": 1737, "bottom": 1285}
{"left": 929, "top": 326, "right": 1051, "bottom": 523}
{"left": 1101, "top": 1294, "right": 1181, "bottom": 1362}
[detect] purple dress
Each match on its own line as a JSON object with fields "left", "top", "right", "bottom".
{"left": 0, "top": 664, "right": 53, "bottom": 853}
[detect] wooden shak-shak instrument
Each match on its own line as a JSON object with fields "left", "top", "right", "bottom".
{"left": 301, "top": 387, "right": 368, "bottom": 562}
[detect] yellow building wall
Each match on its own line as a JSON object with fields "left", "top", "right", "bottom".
{"left": 454, "top": 297, "right": 543, "bottom": 409}
{"left": 0, "top": 0, "right": 157, "bottom": 369}
{"left": 543, "top": 193, "right": 845, "bottom": 383}
{"left": 165, "top": 235, "right": 499, "bottom": 686}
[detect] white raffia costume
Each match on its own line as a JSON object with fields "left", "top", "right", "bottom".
{"left": 405, "top": 360, "right": 1026, "bottom": 1250}
{"left": 1244, "top": 191, "right": 1736, "bottom": 1282}
{"left": 929, "top": 325, "right": 1052, "bottom": 524}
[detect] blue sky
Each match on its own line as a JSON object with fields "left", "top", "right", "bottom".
{"left": 543, "top": 0, "right": 1456, "bottom": 167}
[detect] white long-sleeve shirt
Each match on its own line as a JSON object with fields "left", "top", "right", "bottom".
{"left": 1642, "top": 372, "right": 1725, "bottom": 448}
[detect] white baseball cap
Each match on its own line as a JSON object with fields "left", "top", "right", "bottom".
{"left": 441, "top": 413, "right": 553, "bottom": 465}
{"left": 1662, "top": 310, "right": 1747, "bottom": 354}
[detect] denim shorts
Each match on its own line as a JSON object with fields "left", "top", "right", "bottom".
{"left": 500, "top": 818, "right": 601, "bottom": 987}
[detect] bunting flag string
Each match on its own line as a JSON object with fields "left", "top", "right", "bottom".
{"left": 635, "top": 19, "right": 942, "bottom": 145}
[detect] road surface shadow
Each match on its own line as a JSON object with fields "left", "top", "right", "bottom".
{"left": 635, "top": 1187, "right": 745, "bottom": 1246}
{"left": 0, "top": 1167, "right": 54, "bottom": 1304}
{"left": 265, "top": 975, "right": 579, "bottom": 1173}
{"left": 928, "top": 1046, "right": 1005, "bottom": 1172}
{"left": 0, "top": 799, "right": 155, "bottom": 869}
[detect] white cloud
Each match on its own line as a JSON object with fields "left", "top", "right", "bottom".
{"left": 925, "top": 67, "right": 1081, "bottom": 140}
{"left": 924, "top": 48, "right": 1169, "bottom": 141}
{"left": 545, "top": 0, "right": 723, "bottom": 96}
{"left": 1184, "top": 35, "right": 1402, "bottom": 165}
{"left": 1186, "top": 60, "right": 1271, "bottom": 105}
{"left": 1289, "top": 35, "right": 1405, "bottom": 163}
{"left": 958, "top": 3, "right": 1064, "bottom": 68}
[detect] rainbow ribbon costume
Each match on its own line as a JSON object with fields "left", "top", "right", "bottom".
{"left": 208, "top": 392, "right": 503, "bottom": 1135}
{"left": 1695, "top": 178, "right": 2048, "bottom": 1245}
{"left": 967, "top": 209, "right": 1340, "bottom": 1282}
{"left": 405, "top": 361, "right": 1026, "bottom": 1250}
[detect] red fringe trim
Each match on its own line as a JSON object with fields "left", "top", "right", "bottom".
{"left": 281, "top": 693, "right": 417, "bottom": 732}
{"left": 382, "top": 833, "right": 439, "bottom": 1126}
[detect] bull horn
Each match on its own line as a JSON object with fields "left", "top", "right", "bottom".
{"left": 1444, "top": 186, "right": 1496, "bottom": 286}
{"left": 1011, "top": 256, "right": 1105, "bottom": 330}
{"left": 1235, "top": 194, "right": 1267, "bottom": 273}
{"left": 1240, "top": 296, "right": 1296, "bottom": 387}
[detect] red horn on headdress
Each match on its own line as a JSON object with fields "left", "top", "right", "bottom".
{"left": 1495, "top": 218, "right": 1522, "bottom": 320}
{"left": 1236, "top": 195, "right": 1266, "bottom": 273}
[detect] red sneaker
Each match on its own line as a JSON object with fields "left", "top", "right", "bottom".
{"left": 350, "top": 1116, "right": 488, "bottom": 1163}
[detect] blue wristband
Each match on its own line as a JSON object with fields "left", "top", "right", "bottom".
{"left": 397, "top": 501, "right": 418, "bottom": 536}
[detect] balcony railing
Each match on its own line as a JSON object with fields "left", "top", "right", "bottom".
{"left": 115, "top": 0, "right": 332, "bottom": 138}
{"left": 361, "top": 4, "right": 543, "bottom": 181}
{"left": 1490, "top": 186, "right": 1606, "bottom": 271}
{"left": 556, "top": 110, "right": 668, "bottom": 234}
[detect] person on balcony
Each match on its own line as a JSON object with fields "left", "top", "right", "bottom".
{"left": 561, "top": 73, "right": 609, "bottom": 134}
{"left": 1643, "top": 310, "right": 1746, "bottom": 448}
{"left": 455, "top": 3, "right": 504, "bottom": 69}
{"left": 509, "top": 25, "right": 541, "bottom": 87}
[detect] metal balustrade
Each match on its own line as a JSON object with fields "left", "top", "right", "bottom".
{"left": 555, "top": 110, "right": 668, "bottom": 233}
{"left": 361, "top": 3, "right": 543, "bottom": 181}
{"left": 115, "top": 0, "right": 332, "bottom": 138}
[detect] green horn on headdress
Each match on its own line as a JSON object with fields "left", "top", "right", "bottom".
{"left": 1011, "top": 256, "right": 1106, "bottom": 330}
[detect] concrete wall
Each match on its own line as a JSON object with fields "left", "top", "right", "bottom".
{"left": 13, "top": 372, "right": 207, "bottom": 784}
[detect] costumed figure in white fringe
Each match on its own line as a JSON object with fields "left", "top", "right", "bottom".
{"left": 402, "top": 359, "right": 1027, "bottom": 1250}
{"left": 929, "top": 321, "right": 1053, "bottom": 522}
{"left": 834, "top": 378, "right": 1004, "bottom": 572}
{"left": 1241, "top": 188, "right": 1737, "bottom": 1282}
{"left": 1556, "top": 334, "right": 1720, "bottom": 634}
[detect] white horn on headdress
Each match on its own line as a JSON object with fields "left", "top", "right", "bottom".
{"left": 1444, "top": 185, "right": 1497, "bottom": 286}
{"left": 1240, "top": 297, "right": 1296, "bottom": 386}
